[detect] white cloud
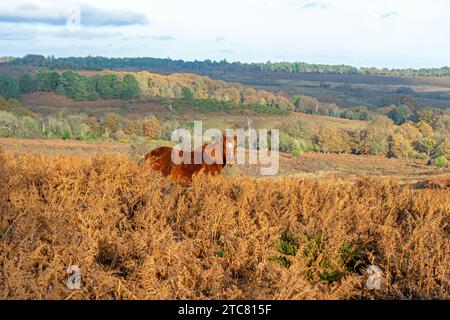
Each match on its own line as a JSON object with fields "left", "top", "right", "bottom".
{"left": 0, "top": 0, "right": 449, "bottom": 68}
{"left": 0, "top": 1, "right": 148, "bottom": 26}
{"left": 380, "top": 11, "right": 399, "bottom": 19}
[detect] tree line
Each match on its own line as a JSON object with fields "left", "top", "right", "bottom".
{"left": 6, "top": 54, "right": 450, "bottom": 77}
{"left": 278, "top": 111, "right": 450, "bottom": 168}
{"left": 17, "top": 71, "right": 140, "bottom": 101}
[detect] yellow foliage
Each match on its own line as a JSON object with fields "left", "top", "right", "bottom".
{"left": 397, "top": 122, "right": 420, "bottom": 140}
{"left": 132, "top": 71, "right": 295, "bottom": 111}
{"left": 143, "top": 117, "right": 160, "bottom": 139}
{"left": 389, "top": 133, "right": 414, "bottom": 159}
{"left": 416, "top": 120, "right": 434, "bottom": 135}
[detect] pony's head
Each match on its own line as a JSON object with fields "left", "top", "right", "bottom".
{"left": 205, "top": 133, "right": 237, "bottom": 166}
{"left": 223, "top": 133, "right": 237, "bottom": 166}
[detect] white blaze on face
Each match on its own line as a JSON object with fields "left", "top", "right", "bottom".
{"left": 225, "top": 137, "right": 236, "bottom": 164}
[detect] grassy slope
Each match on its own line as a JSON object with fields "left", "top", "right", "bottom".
{"left": 20, "top": 92, "right": 368, "bottom": 131}
{"left": 201, "top": 71, "right": 450, "bottom": 109}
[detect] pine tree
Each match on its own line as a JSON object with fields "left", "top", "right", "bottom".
{"left": 0, "top": 75, "right": 20, "bottom": 99}
{"left": 19, "top": 74, "right": 37, "bottom": 94}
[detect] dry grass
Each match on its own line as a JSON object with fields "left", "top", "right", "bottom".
{"left": 0, "top": 138, "right": 128, "bottom": 155}
{"left": 417, "top": 174, "right": 450, "bottom": 190}
{"left": 20, "top": 93, "right": 169, "bottom": 119}
{"left": 3, "top": 138, "right": 448, "bottom": 185}
{"left": 0, "top": 151, "right": 449, "bottom": 300}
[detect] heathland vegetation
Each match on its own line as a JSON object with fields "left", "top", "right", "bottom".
{"left": 0, "top": 151, "right": 448, "bottom": 299}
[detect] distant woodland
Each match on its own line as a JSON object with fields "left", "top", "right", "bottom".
{"left": 6, "top": 54, "right": 450, "bottom": 77}
{"left": 0, "top": 70, "right": 294, "bottom": 113}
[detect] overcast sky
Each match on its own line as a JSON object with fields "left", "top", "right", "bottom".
{"left": 0, "top": 0, "right": 449, "bottom": 68}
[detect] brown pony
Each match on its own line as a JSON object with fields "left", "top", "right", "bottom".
{"left": 144, "top": 134, "right": 237, "bottom": 182}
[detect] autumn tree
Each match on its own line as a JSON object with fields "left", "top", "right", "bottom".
{"left": 122, "top": 119, "right": 143, "bottom": 136}
{"left": 143, "top": 117, "right": 161, "bottom": 139}
{"left": 397, "top": 122, "right": 420, "bottom": 140}
{"left": 84, "top": 117, "right": 102, "bottom": 136}
{"left": 417, "top": 109, "right": 441, "bottom": 126}
{"left": 413, "top": 137, "right": 436, "bottom": 157}
{"left": 388, "top": 133, "right": 413, "bottom": 159}
{"left": 102, "top": 114, "right": 122, "bottom": 135}
{"left": 416, "top": 120, "right": 433, "bottom": 136}
{"left": 434, "top": 115, "right": 450, "bottom": 134}
{"left": 359, "top": 115, "right": 394, "bottom": 155}
{"left": 430, "top": 138, "right": 450, "bottom": 159}
{"left": 282, "top": 118, "right": 315, "bottom": 141}
{"left": 315, "top": 127, "right": 351, "bottom": 154}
